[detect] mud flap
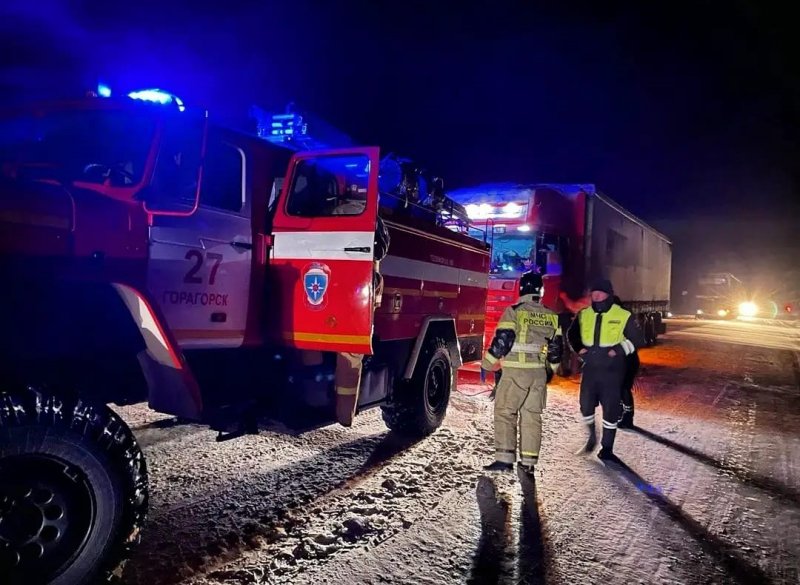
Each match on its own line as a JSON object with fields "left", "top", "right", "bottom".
{"left": 138, "top": 351, "right": 202, "bottom": 421}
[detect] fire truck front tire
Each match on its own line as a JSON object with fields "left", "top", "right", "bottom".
{"left": 382, "top": 339, "right": 452, "bottom": 437}
{"left": 0, "top": 387, "right": 148, "bottom": 585}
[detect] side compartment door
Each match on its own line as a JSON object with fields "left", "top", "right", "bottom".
{"left": 269, "top": 148, "right": 380, "bottom": 354}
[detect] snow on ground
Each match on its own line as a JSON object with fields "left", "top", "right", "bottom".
{"left": 116, "top": 319, "right": 800, "bottom": 585}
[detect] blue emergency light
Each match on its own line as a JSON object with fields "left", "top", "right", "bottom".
{"left": 250, "top": 104, "right": 352, "bottom": 151}
{"left": 127, "top": 89, "right": 185, "bottom": 112}
{"left": 267, "top": 113, "right": 307, "bottom": 139}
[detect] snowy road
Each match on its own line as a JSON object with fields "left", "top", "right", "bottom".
{"left": 116, "top": 319, "right": 800, "bottom": 585}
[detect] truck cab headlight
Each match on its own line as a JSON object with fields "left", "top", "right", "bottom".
{"left": 738, "top": 302, "right": 758, "bottom": 317}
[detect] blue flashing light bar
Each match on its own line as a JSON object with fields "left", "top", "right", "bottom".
{"left": 250, "top": 104, "right": 353, "bottom": 151}
{"left": 127, "top": 88, "right": 186, "bottom": 112}
{"left": 267, "top": 112, "right": 307, "bottom": 139}
{"left": 97, "top": 83, "right": 112, "bottom": 98}
{"left": 449, "top": 183, "right": 596, "bottom": 205}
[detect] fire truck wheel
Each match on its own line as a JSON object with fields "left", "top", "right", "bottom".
{"left": 0, "top": 387, "right": 148, "bottom": 585}
{"left": 382, "top": 339, "right": 452, "bottom": 436}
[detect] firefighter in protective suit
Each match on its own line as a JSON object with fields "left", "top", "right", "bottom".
{"left": 567, "top": 279, "right": 645, "bottom": 460}
{"left": 480, "top": 272, "right": 563, "bottom": 475}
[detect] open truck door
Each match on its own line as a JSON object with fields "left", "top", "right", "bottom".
{"left": 270, "top": 147, "right": 380, "bottom": 355}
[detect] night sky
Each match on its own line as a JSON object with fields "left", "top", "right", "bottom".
{"left": 1, "top": 1, "right": 798, "bottom": 290}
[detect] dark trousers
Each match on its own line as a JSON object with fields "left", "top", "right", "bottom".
{"left": 579, "top": 367, "right": 625, "bottom": 425}
{"left": 621, "top": 353, "right": 639, "bottom": 418}
{"left": 580, "top": 366, "right": 625, "bottom": 450}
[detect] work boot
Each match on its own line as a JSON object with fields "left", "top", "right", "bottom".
{"left": 618, "top": 413, "right": 634, "bottom": 430}
{"left": 576, "top": 423, "right": 597, "bottom": 455}
{"left": 597, "top": 448, "right": 619, "bottom": 463}
{"left": 601, "top": 427, "right": 617, "bottom": 452}
{"left": 483, "top": 461, "right": 514, "bottom": 473}
{"left": 335, "top": 394, "right": 358, "bottom": 427}
{"left": 618, "top": 405, "right": 634, "bottom": 430}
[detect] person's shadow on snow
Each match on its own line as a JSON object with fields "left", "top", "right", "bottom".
{"left": 632, "top": 425, "right": 800, "bottom": 506}
{"left": 469, "top": 475, "right": 511, "bottom": 584}
{"left": 598, "top": 455, "right": 771, "bottom": 585}
{"left": 517, "top": 467, "right": 547, "bottom": 584}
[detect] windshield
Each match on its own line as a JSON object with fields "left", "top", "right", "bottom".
{"left": 0, "top": 109, "right": 156, "bottom": 187}
{"left": 489, "top": 232, "right": 536, "bottom": 276}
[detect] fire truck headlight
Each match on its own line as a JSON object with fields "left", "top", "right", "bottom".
{"left": 517, "top": 225, "right": 531, "bottom": 232}
{"left": 696, "top": 309, "right": 703, "bottom": 315}
{"left": 738, "top": 302, "right": 758, "bottom": 317}
{"left": 717, "top": 309, "right": 728, "bottom": 317}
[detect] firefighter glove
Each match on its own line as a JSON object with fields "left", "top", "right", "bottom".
{"left": 546, "top": 335, "right": 564, "bottom": 364}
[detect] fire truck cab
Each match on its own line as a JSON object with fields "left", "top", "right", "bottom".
{"left": 0, "top": 91, "right": 489, "bottom": 584}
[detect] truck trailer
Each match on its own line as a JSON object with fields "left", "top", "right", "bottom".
{"left": 447, "top": 183, "right": 672, "bottom": 358}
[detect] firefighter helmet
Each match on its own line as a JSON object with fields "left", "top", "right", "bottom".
{"left": 520, "top": 271, "right": 544, "bottom": 298}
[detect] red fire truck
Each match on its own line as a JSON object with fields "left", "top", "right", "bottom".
{"left": 0, "top": 90, "right": 488, "bottom": 584}
{"left": 448, "top": 183, "right": 672, "bottom": 373}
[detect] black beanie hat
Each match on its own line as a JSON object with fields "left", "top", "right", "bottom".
{"left": 590, "top": 278, "right": 614, "bottom": 295}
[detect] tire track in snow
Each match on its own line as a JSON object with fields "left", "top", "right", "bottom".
{"left": 122, "top": 422, "right": 405, "bottom": 585}
{"left": 669, "top": 344, "right": 800, "bottom": 583}
{"left": 197, "top": 422, "right": 488, "bottom": 584}
{"left": 116, "top": 330, "right": 800, "bottom": 585}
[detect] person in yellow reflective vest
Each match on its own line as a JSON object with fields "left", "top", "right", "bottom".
{"left": 480, "top": 271, "right": 563, "bottom": 475}
{"left": 567, "top": 278, "right": 645, "bottom": 460}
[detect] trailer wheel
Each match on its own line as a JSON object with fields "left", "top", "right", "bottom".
{"left": 0, "top": 387, "right": 148, "bottom": 585}
{"left": 653, "top": 312, "right": 665, "bottom": 335}
{"left": 644, "top": 315, "right": 657, "bottom": 346}
{"left": 381, "top": 339, "right": 452, "bottom": 437}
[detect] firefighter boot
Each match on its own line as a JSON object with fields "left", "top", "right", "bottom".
{"left": 618, "top": 404, "right": 635, "bottom": 430}
{"left": 335, "top": 394, "right": 358, "bottom": 427}
{"left": 576, "top": 422, "right": 597, "bottom": 455}
{"left": 335, "top": 353, "right": 363, "bottom": 427}
{"left": 483, "top": 461, "right": 514, "bottom": 473}
{"left": 598, "top": 428, "right": 618, "bottom": 461}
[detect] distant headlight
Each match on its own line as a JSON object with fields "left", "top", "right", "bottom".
{"left": 738, "top": 302, "right": 758, "bottom": 317}
{"left": 696, "top": 309, "right": 704, "bottom": 315}
{"left": 667, "top": 311, "right": 674, "bottom": 318}
{"left": 717, "top": 309, "right": 728, "bottom": 317}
